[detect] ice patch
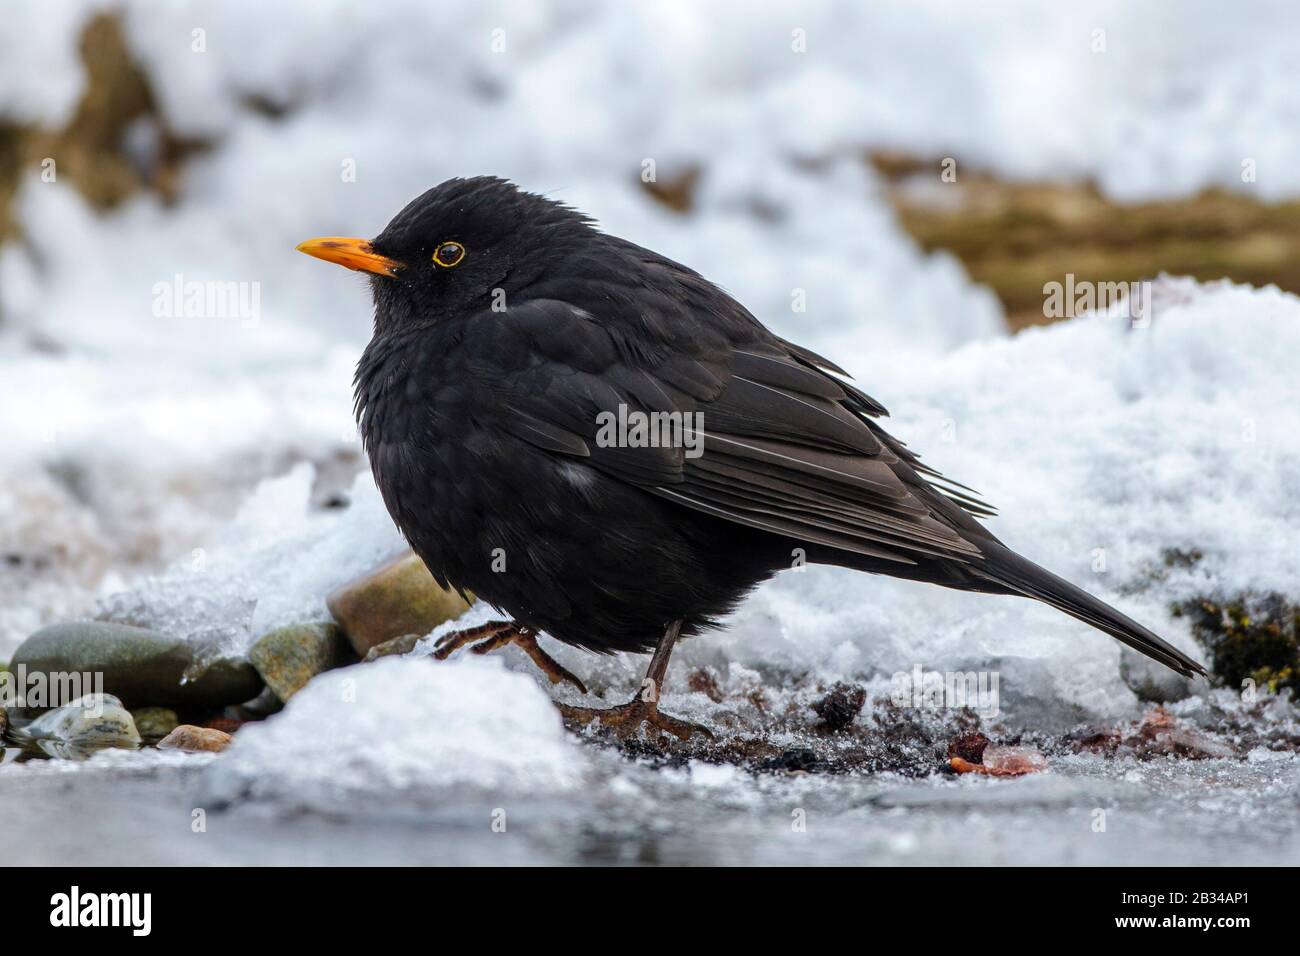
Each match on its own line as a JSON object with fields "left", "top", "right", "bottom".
{"left": 203, "top": 655, "right": 587, "bottom": 809}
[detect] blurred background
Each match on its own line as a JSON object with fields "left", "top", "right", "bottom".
{"left": 2, "top": 0, "right": 1298, "bottom": 657}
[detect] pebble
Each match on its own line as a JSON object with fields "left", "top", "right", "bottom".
{"left": 363, "top": 632, "right": 425, "bottom": 662}
{"left": 812, "top": 682, "right": 867, "bottom": 730}
{"left": 17, "top": 692, "right": 141, "bottom": 759}
{"left": 130, "top": 706, "right": 179, "bottom": 743}
{"left": 327, "top": 552, "right": 472, "bottom": 656}
{"left": 950, "top": 745, "right": 1048, "bottom": 777}
{"left": 249, "top": 622, "right": 356, "bottom": 702}
{"left": 158, "top": 724, "right": 232, "bottom": 753}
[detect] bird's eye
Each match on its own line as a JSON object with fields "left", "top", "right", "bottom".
{"left": 432, "top": 241, "right": 466, "bottom": 268}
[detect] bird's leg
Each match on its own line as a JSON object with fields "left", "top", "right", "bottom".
{"left": 557, "top": 620, "right": 713, "bottom": 741}
{"left": 433, "top": 620, "right": 587, "bottom": 694}
{"left": 431, "top": 620, "right": 513, "bottom": 656}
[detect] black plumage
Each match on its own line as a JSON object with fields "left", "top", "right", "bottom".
{"left": 299, "top": 176, "right": 1205, "bottom": 737}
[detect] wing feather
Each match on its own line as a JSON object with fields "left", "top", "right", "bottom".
{"left": 464, "top": 297, "right": 996, "bottom": 566}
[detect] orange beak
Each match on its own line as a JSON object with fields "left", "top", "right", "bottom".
{"left": 295, "top": 236, "right": 402, "bottom": 277}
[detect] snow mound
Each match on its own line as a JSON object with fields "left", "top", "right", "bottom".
{"left": 92, "top": 464, "right": 408, "bottom": 658}
{"left": 203, "top": 655, "right": 586, "bottom": 809}
{"left": 697, "top": 277, "right": 1299, "bottom": 719}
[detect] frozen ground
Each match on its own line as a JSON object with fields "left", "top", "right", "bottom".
{"left": 4, "top": 712, "right": 1298, "bottom": 865}
{"left": 3, "top": 2, "right": 1299, "bottom": 865}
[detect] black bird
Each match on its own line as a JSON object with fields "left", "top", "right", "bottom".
{"left": 298, "top": 176, "right": 1206, "bottom": 739}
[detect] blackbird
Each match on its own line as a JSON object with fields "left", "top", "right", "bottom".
{"left": 298, "top": 176, "right": 1206, "bottom": 739}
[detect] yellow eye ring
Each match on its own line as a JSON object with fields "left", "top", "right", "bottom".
{"left": 433, "top": 241, "right": 466, "bottom": 268}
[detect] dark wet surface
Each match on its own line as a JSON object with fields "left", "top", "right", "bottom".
{"left": 2, "top": 736, "right": 1296, "bottom": 865}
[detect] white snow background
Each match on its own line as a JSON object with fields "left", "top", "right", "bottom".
{"left": 2, "top": 1, "right": 1299, "bottom": 821}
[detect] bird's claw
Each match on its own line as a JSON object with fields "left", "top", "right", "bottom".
{"left": 432, "top": 620, "right": 513, "bottom": 657}
{"left": 433, "top": 620, "right": 588, "bottom": 694}
{"left": 557, "top": 699, "right": 713, "bottom": 742}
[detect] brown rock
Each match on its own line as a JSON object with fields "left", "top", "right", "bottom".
{"left": 686, "top": 668, "right": 724, "bottom": 703}
{"left": 327, "top": 552, "right": 472, "bottom": 656}
{"left": 249, "top": 622, "right": 356, "bottom": 701}
{"left": 951, "top": 744, "right": 1047, "bottom": 777}
{"left": 1069, "top": 706, "right": 1237, "bottom": 760}
{"left": 947, "top": 731, "right": 991, "bottom": 764}
{"left": 201, "top": 716, "right": 245, "bottom": 735}
{"left": 363, "top": 632, "right": 425, "bottom": 662}
{"left": 812, "top": 683, "right": 867, "bottom": 731}
{"left": 157, "top": 724, "right": 232, "bottom": 753}
{"left": 982, "top": 745, "right": 1049, "bottom": 775}
{"left": 1135, "top": 707, "right": 1234, "bottom": 759}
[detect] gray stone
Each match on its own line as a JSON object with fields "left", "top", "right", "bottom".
{"left": 18, "top": 692, "right": 141, "bottom": 759}
{"left": 1120, "top": 647, "right": 1196, "bottom": 703}
{"left": 227, "top": 686, "right": 284, "bottom": 721}
{"left": 10, "top": 621, "right": 263, "bottom": 711}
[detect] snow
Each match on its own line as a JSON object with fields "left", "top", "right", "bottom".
{"left": 701, "top": 277, "right": 1300, "bottom": 720}
{"left": 0, "top": 0, "right": 104, "bottom": 126}
{"left": 90, "top": 465, "right": 407, "bottom": 657}
{"left": 102, "top": 0, "right": 1300, "bottom": 203}
{"left": 203, "top": 655, "right": 587, "bottom": 810}
{"left": 3, "top": 1, "right": 1300, "bottom": 851}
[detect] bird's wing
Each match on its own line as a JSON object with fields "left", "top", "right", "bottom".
{"left": 456, "top": 295, "right": 1208, "bottom": 680}
{"left": 461, "top": 297, "right": 995, "bottom": 568}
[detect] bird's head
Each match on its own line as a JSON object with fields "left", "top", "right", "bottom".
{"left": 297, "top": 176, "right": 595, "bottom": 331}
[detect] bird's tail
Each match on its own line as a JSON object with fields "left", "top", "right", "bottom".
{"left": 974, "top": 542, "right": 1208, "bottom": 679}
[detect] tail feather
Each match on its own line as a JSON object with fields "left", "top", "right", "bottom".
{"left": 976, "top": 543, "right": 1208, "bottom": 680}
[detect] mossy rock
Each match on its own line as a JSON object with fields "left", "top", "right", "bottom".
{"left": 130, "top": 706, "right": 179, "bottom": 743}
{"left": 249, "top": 622, "right": 356, "bottom": 702}
{"left": 1179, "top": 593, "right": 1300, "bottom": 695}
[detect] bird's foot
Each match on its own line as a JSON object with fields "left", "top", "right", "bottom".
{"left": 557, "top": 697, "right": 713, "bottom": 742}
{"left": 432, "top": 620, "right": 587, "bottom": 694}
